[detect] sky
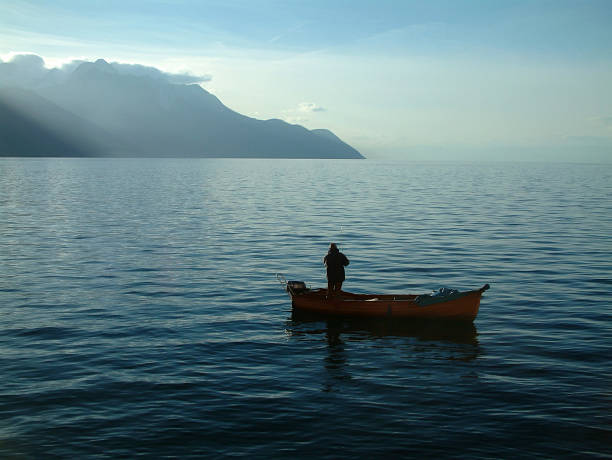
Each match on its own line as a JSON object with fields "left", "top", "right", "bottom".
{"left": 1, "top": 0, "right": 612, "bottom": 161}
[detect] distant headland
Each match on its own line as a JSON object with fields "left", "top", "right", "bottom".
{"left": 0, "top": 58, "right": 363, "bottom": 159}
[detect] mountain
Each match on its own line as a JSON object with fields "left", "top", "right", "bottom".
{"left": 0, "top": 92, "right": 89, "bottom": 157}
{"left": 0, "top": 87, "right": 123, "bottom": 156}
{"left": 0, "top": 59, "right": 363, "bottom": 159}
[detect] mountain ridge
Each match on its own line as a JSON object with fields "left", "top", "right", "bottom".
{"left": 0, "top": 59, "right": 364, "bottom": 159}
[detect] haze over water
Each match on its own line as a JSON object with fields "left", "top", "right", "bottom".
{"left": 1, "top": 158, "right": 610, "bottom": 458}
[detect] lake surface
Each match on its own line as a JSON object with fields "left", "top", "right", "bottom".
{"left": 1, "top": 158, "right": 610, "bottom": 458}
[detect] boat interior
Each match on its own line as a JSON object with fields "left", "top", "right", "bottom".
{"left": 307, "top": 289, "right": 418, "bottom": 302}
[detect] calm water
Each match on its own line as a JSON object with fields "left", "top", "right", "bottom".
{"left": 1, "top": 158, "right": 611, "bottom": 458}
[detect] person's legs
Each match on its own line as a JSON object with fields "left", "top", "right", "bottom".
{"left": 333, "top": 281, "right": 343, "bottom": 292}
{"left": 327, "top": 279, "right": 334, "bottom": 296}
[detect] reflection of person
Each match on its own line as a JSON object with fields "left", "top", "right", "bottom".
{"left": 323, "top": 243, "right": 349, "bottom": 296}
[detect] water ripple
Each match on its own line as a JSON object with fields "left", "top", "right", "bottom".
{"left": 1, "top": 159, "right": 610, "bottom": 458}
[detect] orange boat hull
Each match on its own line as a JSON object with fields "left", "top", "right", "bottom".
{"left": 289, "top": 286, "right": 487, "bottom": 322}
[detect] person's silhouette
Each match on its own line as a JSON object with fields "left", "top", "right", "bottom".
{"left": 323, "top": 243, "right": 349, "bottom": 297}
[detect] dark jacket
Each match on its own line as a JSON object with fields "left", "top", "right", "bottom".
{"left": 323, "top": 248, "right": 349, "bottom": 282}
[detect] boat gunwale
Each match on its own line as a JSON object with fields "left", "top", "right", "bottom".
{"left": 292, "top": 285, "right": 487, "bottom": 303}
{"left": 285, "top": 284, "right": 489, "bottom": 322}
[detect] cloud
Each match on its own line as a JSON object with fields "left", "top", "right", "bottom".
{"left": 279, "top": 101, "right": 327, "bottom": 125}
{"left": 297, "top": 102, "right": 326, "bottom": 112}
{"left": 0, "top": 53, "right": 211, "bottom": 89}
{"left": 5, "top": 53, "right": 45, "bottom": 69}
{"left": 108, "top": 62, "right": 211, "bottom": 85}
{"left": 0, "top": 53, "right": 48, "bottom": 87}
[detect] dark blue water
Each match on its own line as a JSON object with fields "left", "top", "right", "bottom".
{"left": 1, "top": 158, "right": 611, "bottom": 458}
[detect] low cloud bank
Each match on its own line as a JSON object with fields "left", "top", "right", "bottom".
{"left": 0, "top": 54, "right": 211, "bottom": 88}
{"left": 298, "top": 102, "right": 326, "bottom": 112}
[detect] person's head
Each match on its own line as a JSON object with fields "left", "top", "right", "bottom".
{"left": 329, "top": 243, "right": 338, "bottom": 252}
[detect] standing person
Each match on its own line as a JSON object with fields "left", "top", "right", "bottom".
{"left": 323, "top": 243, "right": 349, "bottom": 296}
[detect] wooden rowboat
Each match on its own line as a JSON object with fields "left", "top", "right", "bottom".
{"left": 282, "top": 279, "right": 490, "bottom": 322}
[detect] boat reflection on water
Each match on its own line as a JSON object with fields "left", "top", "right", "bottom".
{"left": 288, "top": 309, "right": 479, "bottom": 346}
{"left": 286, "top": 312, "right": 481, "bottom": 392}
